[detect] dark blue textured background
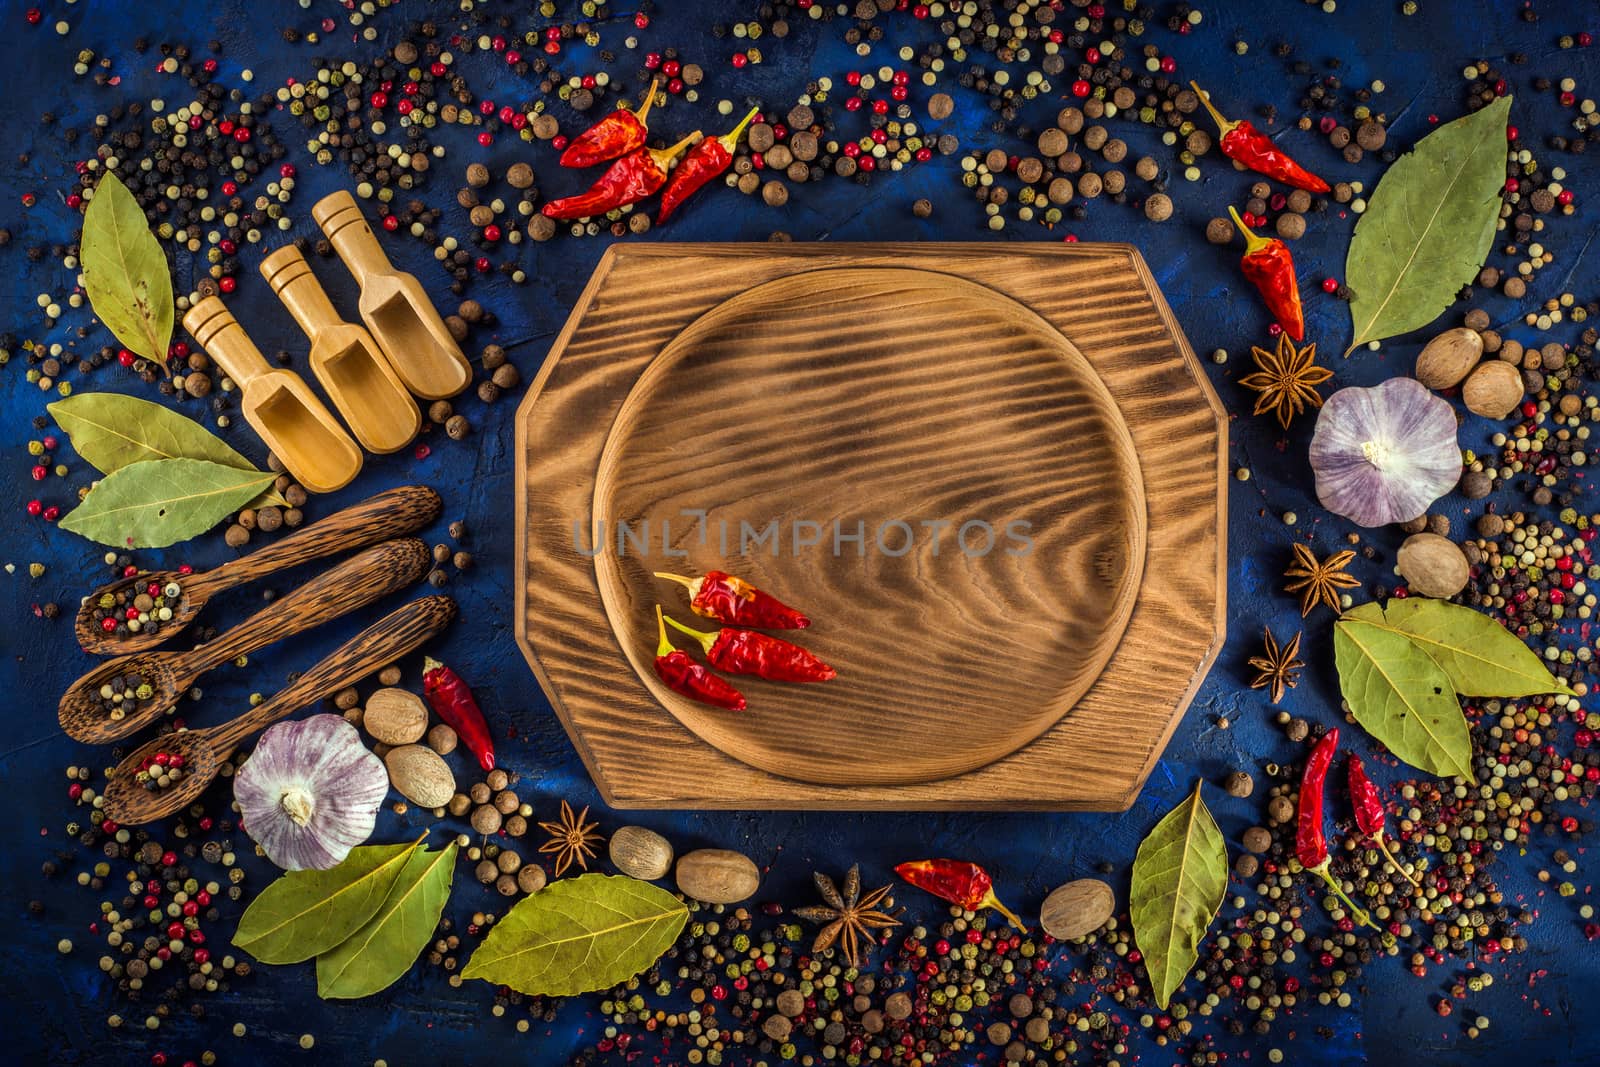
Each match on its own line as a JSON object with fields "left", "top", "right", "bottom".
{"left": 1, "top": 0, "right": 1595, "bottom": 1063}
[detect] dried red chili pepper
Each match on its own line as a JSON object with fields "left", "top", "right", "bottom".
{"left": 663, "top": 614, "right": 835, "bottom": 682}
{"left": 542, "top": 132, "right": 700, "bottom": 220}
{"left": 1296, "top": 729, "right": 1378, "bottom": 929}
{"left": 1191, "top": 81, "right": 1330, "bottom": 194}
{"left": 1229, "top": 206, "right": 1305, "bottom": 342}
{"left": 1346, "top": 754, "right": 1422, "bottom": 889}
{"left": 560, "top": 78, "right": 659, "bottom": 168}
{"left": 657, "top": 106, "right": 761, "bottom": 223}
{"left": 653, "top": 569, "right": 810, "bottom": 629}
{"left": 895, "top": 859, "right": 1026, "bottom": 931}
{"left": 651, "top": 606, "right": 747, "bottom": 711}
{"left": 422, "top": 657, "right": 496, "bottom": 772}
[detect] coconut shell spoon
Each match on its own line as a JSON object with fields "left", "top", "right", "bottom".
{"left": 101, "top": 594, "right": 457, "bottom": 825}
{"left": 74, "top": 484, "right": 442, "bottom": 656}
{"left": 59, "top": 538, "right": 430, "bottom": 745}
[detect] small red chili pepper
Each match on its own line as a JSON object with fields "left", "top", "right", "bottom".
{"left": 653, "top": 569, "right": 810, "bottom": 629}
{"left": 657, "top": 106, "right": 760, "bottom": 223}
{"left": 422, "top": 657, "right": 496, "bottom": 772}
{"left": 1296, "top": 729, "right": 1377, "bottom": 929}
{"left": 560, "top": 77, "right": 660, "bottom": 168}
{"left": 1191, "top": 82, "right": 1330, "bottom": 194}
{"left": 1229, "top": 206, "right": 1305, "bottom": 342}
{"left": 651, "top": 606, "right": 747, "bottom": 711}
{"left": 542, "top": 132, "right": 700, "bottom": 220}
{"left": 895, "top": 859, "right": 1026, "bottom": 931}
{"left": 662, "top": 614, "right": 835, "bottom": 682}
{"left": 1347, "top": 754, "right": 1422, "bottom": 889}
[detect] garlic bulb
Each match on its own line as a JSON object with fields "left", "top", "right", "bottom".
{"left": 235, "top": 714, "right": 389, "bottom": 871}
{"left": 1309, "top": 377, "right": 1461, "bottom": 528}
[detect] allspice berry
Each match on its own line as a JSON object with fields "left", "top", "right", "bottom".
{"left": 466, "top": 163, "right": 491, "bottom": 188}
{"left": 470, "top": 805, "right": 502, "bottom": 835}
{"left": 506, "top": 162, "right": 535, "bottom": 189}
{"left": 1275, "top": 212, "right": 1306, "bottom": 239}
{"left": 762, "top": 181, "right": 789, "bottom": 207}
{"left": 913, "top": 198, "right": 933, "bottom": 219}
{"left": 1224, "top": 770, "right": 1254, "bottom": 797}
{"left": 1242, "top": 826, "right": 1273, "bottom": 853}
{"left": 446, "top": 415, "right": 471, "bottom": 441}
{"left": 517, "top": 863, "right": 547, "bottom": 894}
{"left": 1205, "top": 216, "right": 1235, "bottom": 244}
{"left": 1143, "top": 193, "right": 1172, "bottom": 222}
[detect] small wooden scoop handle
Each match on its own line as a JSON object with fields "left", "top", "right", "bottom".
{"left": 193, "top": 485, "right": 442, "bottom": 597}
{"left": 210, "top": 595, "right": 457, "bottom": 754}
{"left": 175, "top": 539, "right": 431, "bottom": 675}
{"left": 312, "top": 190, "right": 394, "bottom": 282}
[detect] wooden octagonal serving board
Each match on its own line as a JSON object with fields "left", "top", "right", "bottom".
{"left": 515, "top": 243, "right": 1226, "bottom": 810}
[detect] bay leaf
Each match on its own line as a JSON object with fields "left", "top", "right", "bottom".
{"left": 1369, "top": 597, "right": 1572, "bottom": 697}
{"left": 59, "top": 458, "right": 277, "bottom": 549}
{"left": 234, "top": 841, "right": 419, "bottom": 965}
{"left": 1334, "top": 602, "right": 1473, "bottom": 778}
{"left": 462, "top": 873, "right": 688, "bottom": 997}
{"left": 1344, "top": 95, "right": 1512, "bottom": 355}
{"left": 316, "top": 842, "right": 456, "bottom": 1000}
{"left": 49, "top": 392, "right": 287, "bottom": 509}
{"left": 1129, "top": 783, "right": 1227, "bottom": 1010}
{"left": 81, "top": 171, "right": 174, "bottom": 364}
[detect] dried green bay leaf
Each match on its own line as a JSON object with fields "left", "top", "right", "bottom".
{"left": 81, "top": 171, "right": 174, "bottom": 363}
{"left": 316, "top": 842, "right": 456, "bottom": 1000}
{"left": 1377, "top": 597, "right": 1573, "bottom": 697}
{"left": 49, "top": 392, "right": 286, "bottom": 509}
{"left": 1334, "top": 602, "right": 1473, "bottom": 779}
{"left": 1344, "top": 95, "right": 1512, "bottom": 355}
{"left": 1129, "top": 783, "right": 1227, "bottom": 1010}
{"left": 234, "top": 841, "right": 419, "bottom": 965}
{"left": 462, "top": 873, "right": 688, "bottom": 997}
{"left": 59, "top": 458, "right": 277, "bottom": 549}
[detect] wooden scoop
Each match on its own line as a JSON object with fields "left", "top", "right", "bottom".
{"left": 260, "top": 245, "right": 421, "bottom": 454}
{"left": 183, "top": 295, "right": 364, "bottom": 494}
{"left": 311, "top": 190, "right": 471, "bottom": 401}
{"left": 60, "top": 539, "right": 429, "bottom": 745}
{"left": 100, "top": 595, "right": 458, "bottom": 825}
{"left": 74, "top": 485, "right": 442, "bottom": 655}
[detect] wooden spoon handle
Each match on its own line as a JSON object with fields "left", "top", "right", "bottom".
{"left": 195, "top": 485, "right": 442, "bottom": 595}
{"left": 209, "top": 595, "right": 457, "bottom": 755}
{"left": 174, "top": 539, "right": 431, "bottom": 674}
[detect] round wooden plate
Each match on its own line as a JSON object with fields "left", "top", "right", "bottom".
{"left": 592, "top": 267, "right": 1147, "bottom": 786}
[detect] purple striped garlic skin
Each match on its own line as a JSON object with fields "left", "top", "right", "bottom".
{"left": 235, "top": 714, "right": 389, "bottom": 871}
{"left": 1309, "top": 377, "right": 1461, "bottom": 529}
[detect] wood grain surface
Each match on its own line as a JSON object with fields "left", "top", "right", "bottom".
{"left": 516, "top": 244, "right": 1226, "bottom": 810}
{"left": 593, "top": 267, "right": 1145, "bottom": 785}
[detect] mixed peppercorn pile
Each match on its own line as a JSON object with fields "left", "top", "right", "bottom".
{"left": 7, "top": 0, "right": 1600, "bottom": 1064}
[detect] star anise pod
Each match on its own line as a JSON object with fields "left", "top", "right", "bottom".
{"left": 1238, "top": 334, "right": 1334, "bottom": 429}
{"left": 1248, "top": 626, "right": 1303, "bottom": 703}
{"left": 793, "top": 864, "right": 903, "bottom": 969}
{"left": 1283, "top": 542, "right": 1360, "bottom": 616}
{"left": 537, "top": 799, "right": 604, "bottom": 877}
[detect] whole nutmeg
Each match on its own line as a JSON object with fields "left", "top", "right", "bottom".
{"left": 1397, "top": 532, "right": 1470, "bottom": 598}
{"left": 1461, "top": 359, "right": 1525, "bottom": 418}
{"left": 609, "top": 825, "right": 674, "bottom": 881}
{"left": 1038, "top": 879, "right": 1115, "bottom": 940}
{"left": 1415, "top": 327, "right": 1483, "bottom": 390}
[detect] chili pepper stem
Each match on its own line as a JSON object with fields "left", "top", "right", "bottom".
{"left": 649, "top": 131, "right": 703, "bottom": 171}
{"left": 1373, "top": 832, "right": 1423, "bottom": 890}
{"left": 981, "top": 888, "right": 1028, "bottom": 932}
{"left": 1311, "top": 862, "right": 1378, "bottom": 930}
{"left": 1228, "top": 205, "right": 1272, "bottom": 255}
{"left": 1189, "top": 81, "right": 1238, "bottom": 137}
{"left": 634, "top": 77, "right": 660, "bottom": 125}
{"left": 653, "top": 571, "right": 704, "bottom": 596}
{"left": 719, "top": 106, "right": 763, "bottom": 152}
{"left": 654, "top": 605, "right": 678, "bottom": 659}
{"left": 663, "top": 612, "right": 718, "bottom": 656}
